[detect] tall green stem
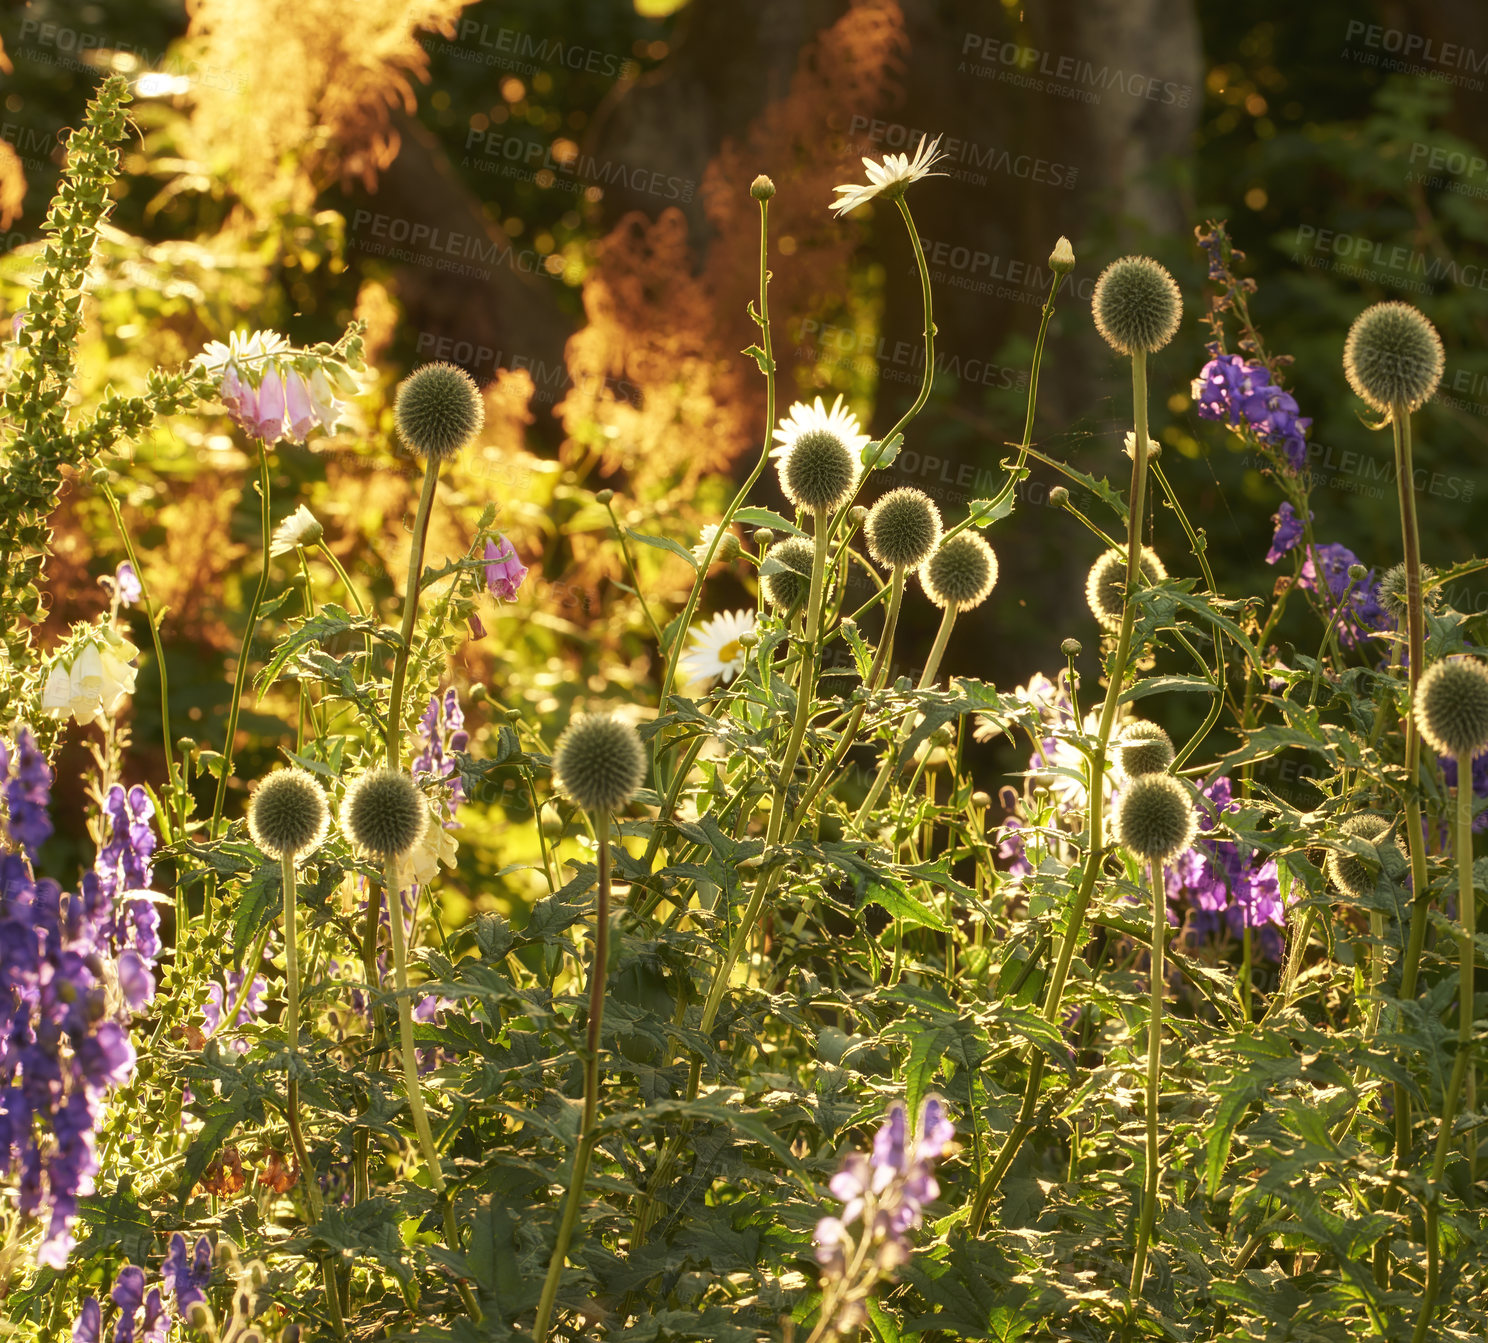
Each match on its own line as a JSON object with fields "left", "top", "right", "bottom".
{"left": 386, "top": 457, "right": 442, "bottom": 768}
{"left": 854, "top": 601, "right": 958, "bottom": 823}
{"left": 1410, "top": 748, "right": 1476, "bottom": 1343}
{"left": 1378, "top": 404, "right": 1431, "bottom": 1288}
{"left": 533, "top": 814, "right": 612, "bottom": 1343}
{"left": 970, "top": 351, "right": 1152, "bottom": 1232}
{"left": 1130, "top": 856, "right": 1167, "bottom": 1299}
{"left": 280, "top": 852, "right": 321, "bottom": 1223}
{"left": 210, "top": 443, "right": 274, "bottom": 845}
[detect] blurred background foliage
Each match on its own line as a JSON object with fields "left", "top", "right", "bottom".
{"left": 2, "top": 0, "right": 1487, "bottom": 905}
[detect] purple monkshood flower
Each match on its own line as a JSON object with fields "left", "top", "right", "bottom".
{"left": 1265, "top": 502, "right": 1310, "bottom": 566}
{"left": 484, "top": 535, "right": 529, "bottom": 601}
{"left": 1298, "top": 543, "right": 1389, "bottom": 649}
{"left": 73, "top": 1297, "right": 102, "bottom": 1343}
{"left": 814, "top": 1097, "right": 953, "bottom": 1322}
{"left": 112, "top": 562, "right": 141, "bottom": 608}
{"left": 3, "top": 730, "right": 54, "bottom": 857}
{"left": 1193, "top": 353, "right": 1311, "bottom": 470}
{"left": 1165, "top": 777, "right": 1287, "bottom": 959}
{"left": 162, "top": 1232, "right": 213, "bottom": 1315}
{"left": 413, "top": 689, "right": 468, "bottom": 826}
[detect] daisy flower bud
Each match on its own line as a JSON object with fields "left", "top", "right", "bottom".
{"left": 394, "top": 361, "right": 485, "bottom": 461}
{"left": 1113, "top": 773, "right": 1196, "bottom": 863}
{"left": 1086, "top": 547, "right": 1167, "bottom": 632}
{"left": 1091, "top": 255, "right": 1182, "bottom": 355}
{"left": 1413, "top": 656, "right": 1488, "bottom": 759}
{"left": 865, "top": 488, "right": 943, "bottom": 570}
{"left": 248, "top": 768, "right": 330, "bottom": 861}
{"left": 1343, "top": 301, "right": 1444, "bottom": 413}
{"left": 921, "top": 532, "right": 997, "bottom": 612}
{"left": 762, "top": 536, "right": 816, "bottom": 610}
{"left": 1325, "top": 813, "right": 1395, "bottom": 899}
{"left": 595, "top": 489, "right": 614, "bottom": 504}
{"left": 1115, "top": 721, "right": 1174, "bottom": 779}
{"left": 552, "top": 713, "right": 646, "bottom": 815}
{"left": 341, "top": 769, "right": 428, "bottom": 859}
{"left": 1049, "top": 486, "right": 1069, "bottom": 508}
{"left": 751, "top": 175, "right": 776, "bottom": 201}
{"left": 1049, "top": 236, "right": 1075, "bottom": 276}
{"left": 1061, "top": 637, "right": 1082, "bottom": 656}
{"left": 752, "top": 528, "right": 775, "bottom": 550}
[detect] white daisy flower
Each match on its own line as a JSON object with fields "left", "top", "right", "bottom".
{"left": 270, "top": 504, "right": 324, "bottom": 557}
{"left": 679, "top": 609, "right": 756, "bottom": 688}
{"left": 829, "top": 134, "right": 948, "bottom": 216}
{"left": 770, "top": 395, "right": 872, "bottom": 464}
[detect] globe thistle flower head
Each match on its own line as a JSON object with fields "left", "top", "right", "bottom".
{"left": 1115, "top": 720, "right": 1174, "bottom": 779}
{"left": 779, "top": 428, "right": 858, "bottom": 513}
{"left": 1113, "top": 773, "right": 1196, "bottom": 863}
{"left": 1378, "top": 562, "right": 1440, "bottom": 626}
{"left": 552, "top": 714, "right": 646, "bottom": 815}
{"left": 248, "top": 767, "right": 330, "bottom": 861}
{"left": 341, "top": 768, "right": 428, "bottom": 859}
{"left": 865, "top": 488, "right": 943, "bottom": 570}
{"left": 1414, "top": 656, "right": 1488, "bottom": 759}
{"left": 1091, "top": 255, "right": 1182, "bottom": 355}
{"left": 762, "top": 536, "right": 817, "bottom": 610}
{"left": 1086, "top": 547, "right": 1167, "bottom": 632}
{"left": 1343, "top": 301, "right": 1444, "bottom": 414}
{"left": 921, "top": 532, "right": 997, "bottom": 612}
{"left": 394, "top": 361, "right": 485, "bottom": 460}
{"left": 1325, "top": 813, "right": 1394, "bottom": 899}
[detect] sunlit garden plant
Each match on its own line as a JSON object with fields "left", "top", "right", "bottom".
{"left": 1, "top": 71, "right": 1486, "bottom": 1343}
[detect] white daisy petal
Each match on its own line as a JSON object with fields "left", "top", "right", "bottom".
{"left": 829, "top": 133, "right": 948, "bottom": 216}
{"left": 679, "top": 609, "right": 757, "bottom": 689}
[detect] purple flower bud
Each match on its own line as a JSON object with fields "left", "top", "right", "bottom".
{"left": 113, "top": 563, "right": 141, "bottom": 607}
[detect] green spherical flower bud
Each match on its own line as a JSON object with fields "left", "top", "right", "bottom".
{"left": 753, "top": 527, "right": 775, "bottom": 549}
{"left": 780, "top": 429, "right": 857, "bottom": 513}
{"left": 1091, "top": 255, "right": 1182, "bottom": 356}
{"left": 762, "top": 536, "right": 816, "bottom": 610}
{"left": 1086, "top": 546, "right": 1167, "bottom": 633}
{"left": 1061, "top": 637, "right": 1082, "bottom": 656}
{"left": 248, "top": 767, "right": 330, "bottom": 861}
{"left": 865, "top": 488, "right": 943, "bottom": 571}
{"left": 921, "top": 532, "right": 997, "bottom": 612}
{"left": 393, "top": 361, "right": 485, "bottom": 460}
{"left": 1113, "top": 773, "right": 1197, "bottom": 863}
{"left": 1049, "top": 485, "right": 1070, "bottom": 508}
{"left": 1115, "top": 720, "right": 1175, "bottom": 779}
{"left": 1413, "top": 656, "right": 1488, "bottom": 759}
{"left": 751, "top": 174, "right": 776, "bottom": 201}
{"left": 1378, "top": 562, "right": 1440, "bottom": 625}
{"left": 1325, "top": 813, "right": 1394, "bottom": 899}
{"left": 1347, "top": 563, "right": 1368, "bottom": 583}
{"left": 552, "top": 713, "right": 646, "bottom": 815}
{"left": 341, "top": 768, "right": 428, "bottom": 859}
{"left": 1343, "top": 301, "right": 1444, "bottom": 413}
{"left": 595, "top": 488, "right": 615, "bottom": 504}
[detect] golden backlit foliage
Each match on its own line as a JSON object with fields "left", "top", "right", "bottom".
{"left": 555, "top": 0, "right": 907, "bottom": 498}
{"left": 0, "top": 37, "right": 24, "bottom": 229}
{"left": 183, "top": 0, "right": 477, "bottom": 210}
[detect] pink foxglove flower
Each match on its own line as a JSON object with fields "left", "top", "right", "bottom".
{"left": 484, "top": 536, "right": 529, "bottom": 601}
{"left": 197, "top": 330, "right": 350, "bottom": 445}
